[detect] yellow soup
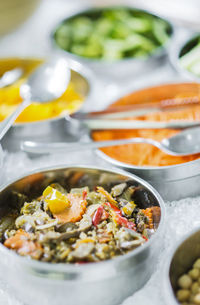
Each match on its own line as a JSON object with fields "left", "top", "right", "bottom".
{"left": 0, "top": 58, "right": 84, "bottom": 123}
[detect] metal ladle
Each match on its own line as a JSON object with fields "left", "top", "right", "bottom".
{"left": 21, "top": 126, "right": 200, "bottom": 157}
{"left": 0, "top": 57, "right": 71, "bottom": 140}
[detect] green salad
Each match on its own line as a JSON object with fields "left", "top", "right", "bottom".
{"left": 54, "top": 8, "right": 171, "bottom": 61}
{"left": 179, "top": 36, "right": 200, "bottom": 78}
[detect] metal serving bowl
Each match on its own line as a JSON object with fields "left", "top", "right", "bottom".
{"left": 170, "top": 33, "right": 200, "bottom": 82}
{"left": 51, "top": 6, "right": 174, "bottom": 81}
{"left": 94, "top": 82, "right": 200, "bottom": 201}
{"left": 163, "top": 228, "right": 200, "bottom": 305}
{"left": 0, "top": 57, "right": 95, "bottom": 151}
{"left": 0, "top": 165, "right": 165, "bottom": 305}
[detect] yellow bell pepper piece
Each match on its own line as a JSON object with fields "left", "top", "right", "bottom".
{"left": 43, "top": 186, "right": 70, "bottom": 214}
{"left": 75, "top": 238, "right": 95, "bottom": 248}
{"left": 96, "top": 186, "right": 118, "bottom": 207}
{"left": 122, "top": 201, "right": 136, "bottom": 217}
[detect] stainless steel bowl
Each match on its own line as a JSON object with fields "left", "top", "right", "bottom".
{"left": 51, "top": 6, "right": 174, "bottom": 81}
{"left": 97, "top": 150, "right": 200, "bottom": 201}
{"left": 163, "top": 227, "right": 200, "bottom": 305}
{"left": 1, "top": 57, "right": 96, "bottom": 151}
{"left": 170, "top": 32, "right": 200, "bottom": 82}
{"left": 0, "top": 165, "right": 165, "bottom": 305}
{"left": 94, "top": 81, "right": 200, "bottom": 201}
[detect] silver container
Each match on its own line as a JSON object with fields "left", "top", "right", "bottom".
{"left": 51, "top": 6, "right": 174, "bottom": 82}
{"left": 163, "top": 227, "right": 200, "bottom": 305}
{"left": 0, "top": 165, "right": 165, "bottom": 305}
{"left": 1, "top": 57, "right": 96, "bottom": 151}
{"left": 94, "top": 80, "right": 200, "bottom": 201}
{"left": 170, "top": 32, "right": 200, "bottom": 82}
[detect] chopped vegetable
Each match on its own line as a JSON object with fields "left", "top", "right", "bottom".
{"left": 97, "top": 186, "right": 118, "bottom": 207}
{"left": 55, "top": 8, "right": 171, "bottom": 61}
{"left": 92, "top": 206, "right": 104, "bottom": 227}
{"left": 180, "top": 37, "right": 200, "bottom": 78}
{"left": 141, "top": 208, "right": 153, "bottom": 229}
{"left": 122, "top": 201, "right": 136, "bottom": 217}
{"left": 2, "top": 182, "right": 159, "bottom": 263}
{"left": 4, "top": 229, "right": 43, "bottom": 259}
{"left": 43, "top": 186, "right": 70, "bottom": 214}
{"left": 115, "top": 214, "right": 136, "bottom": 230}
{"left": 53, "top": 193, "right": 87, "bottom": 223}
{"left": 104, "top": 202, "right": 122, "bottom": 215}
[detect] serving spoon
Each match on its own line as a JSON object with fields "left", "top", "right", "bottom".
{"left": 21, "top": 126, "right": 200, "bottom": 157}
{"left": 0, "top": 68, "right": 23, "bottom": 88}
{"left": 0, "top": 57, "right": 71, "bottom": 140}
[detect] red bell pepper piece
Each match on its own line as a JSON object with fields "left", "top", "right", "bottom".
{"left": 104, "top": 202, "right": 122, "bottom": 215}
{"left": 142, "top": 235, "right": 148, "bottom": 241}
{"left": 92, "top": 206, "right": 104, "bottom": 227}
{"left": 115, "top": 214, "right": 136, "bottom": 230}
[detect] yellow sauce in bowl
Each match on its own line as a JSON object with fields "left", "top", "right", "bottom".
{"left": 0, "top": 58, "right": 84, "bottom": 123}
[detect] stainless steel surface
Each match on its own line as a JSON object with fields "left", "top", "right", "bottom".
{"left": 0, "top": 57, "right": 70, "bottom": 141}
{"left": 163, "top": 227, "right": 200, "bottom": 305}
{"left": 21, "top": 126, "right": 200, "bottom": 157}
{"left": 0, "top": 68, "right": 23, "bottom": 88}
{"left": 51, "top": 6, "right": 174, "bottom": 81}
{"left": 0, "top": 165, "right": 165, "bottom": 305}
{"left": 1, "top": 58, "right": 94, "bottom": 151}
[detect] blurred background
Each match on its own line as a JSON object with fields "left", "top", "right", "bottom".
{"left": 0, "top": 0, "right": 199, "bottom": 114}
{"left": 0, "top": 0, "right": 200, "bottom": 57}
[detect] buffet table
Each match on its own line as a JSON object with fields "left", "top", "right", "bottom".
{"left": 0, "top": 1, "right": 200, "bottom": 304}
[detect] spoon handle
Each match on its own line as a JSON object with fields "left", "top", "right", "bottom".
{"left": 0, "top": 99, "right": 30, "bottom": 141}
{"left": 21, "top": 137, "right": 162, "bottom": 154}
{"left": 83, "top": 119, "right": 200, "bottom": 130}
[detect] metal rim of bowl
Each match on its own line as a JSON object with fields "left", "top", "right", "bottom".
{"left": 162, "top": 226, "right": 200, "bottom": 305}
{"left": 0, "top": 144, "right": 3, "bottom": 169}
{"left": 95, "top": 148, "right": 200, "bottom": 181}
{"left": 0, "top": 164, "right": 165, "bottom": 279}
{"left": 170, "top": 33, "right": 200, "bottom": 82}
{"left": 50, "top": 5, "right": 174, "bottom": 65}
{"left": 0, "top": 56, "right": 96, "bottom": 127}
